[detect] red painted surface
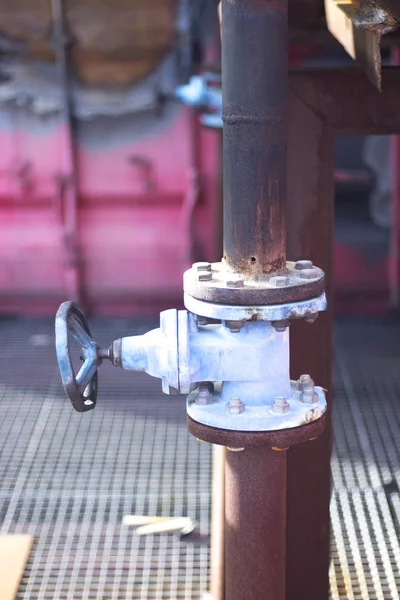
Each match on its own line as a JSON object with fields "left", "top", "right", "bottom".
{"left": 0, "top": 106, "right": 220, "bottom": 316}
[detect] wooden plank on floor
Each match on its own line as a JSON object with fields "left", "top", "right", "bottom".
{"left": 0, "top": 535, "right": 33, "bottom": 600}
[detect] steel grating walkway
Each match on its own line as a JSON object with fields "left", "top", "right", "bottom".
{"left": 0, "top": 315, "right": 399, "bottom": 599}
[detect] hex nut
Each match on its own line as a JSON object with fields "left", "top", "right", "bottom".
{"left": 270, "top": 276, "right": 289, "bottom": 288}
{"left": 227, "top": 397, "right": 245, "bottom": 414}
{"left": 198, "top": 271, "right": 212, "bottom": 282}
{"left": 226, "top": 277, "right": 244, "bottom": 288}
{"left": 297, "top": 374, "right": 314, "bottom": 391}
{"left": 272, "top": 320, "right": 289, "bottom": 333}
{"left": 299, "top": 268, "right": 319, "bottom": 280}
{"left": 295, "top": 260, "right": 313, "bottom": 270}
{"left": 225, "top": 320, "right": 245, "bottom": 333}
{"left": 301, "top": 385, "right": 319, "bottom": 404}
{"left": 197, "top": 316, "right": 209, "bottom": 326}
{"left": 272, "top": 396, "right": 290, "bottom": 414}
{"left": 196, "top": 386, "right": 213, "bottom": 406}
{"left": 193, "top": 262, "right": 211, "bottom": 272}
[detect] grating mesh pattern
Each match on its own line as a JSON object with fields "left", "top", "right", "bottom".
{"left": 330, "top": 318, "right": 400, "bottom": 600}
{"left": 0, "top": 316, "right": 400, "bottom": 598}
{"left": 0, "top": 317, "right": 211, "bottom": 599}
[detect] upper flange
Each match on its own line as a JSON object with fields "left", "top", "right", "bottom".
{"left": 184, "top": 260, "right": 325, "bottom": 306}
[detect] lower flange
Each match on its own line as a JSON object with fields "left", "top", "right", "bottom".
{"left": 187, "top": 412, "right": 327, "bottom": 449}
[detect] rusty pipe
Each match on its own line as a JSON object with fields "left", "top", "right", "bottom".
{"left": 222, "top": 0, "right": 288, "bottom": 277}
{"left": 225, "top": 447, "right": 287, "bottom": 600}
{"left": 211, "top": 445, "right": 226, "bottom": 600}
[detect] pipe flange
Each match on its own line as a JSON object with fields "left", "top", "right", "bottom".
{"left": 187, "top": 413, "right": 327, "bottom": 449}
{"left": 187, "top": 382, "right": 327, "bottom": 433}
{"left": 184, "top": 260, "right": 325, "bottom": 306}
{"left": 184, "top": 292, "right": 327, "bottom": 322}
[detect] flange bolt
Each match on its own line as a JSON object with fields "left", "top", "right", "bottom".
{"left": 295, "top": 260, "right": 313, "bottom": 270}
{"left": 227, "top": 397, "right": 245, "bottom": 414}
{"left": 272, "top": 396, "right": 290, "bottom": 414}
{"left": 193, "top": 262, "right": 212, "bottom": 282}
{"left": 270, "top": 275, "right": 289, "bottom": 288}
{"left": 196, "top": 383, "right": 214, "bottom": 406}
{"left": 226, "top": 277, "right": 244, "bottom": 288}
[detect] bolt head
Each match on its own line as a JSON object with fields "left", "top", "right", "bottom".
{"left": 300, "top": 374, "right": 311, "bottom": 383}
{"left": 305, "top": 313, "right": 318, "bottom": 323}
{"left": 270, "top": 275, "right": 290, "bottom": 288}
{"left": 196, "top": 386, "right": 213, "bottom": 406}
{"left": 299, "top": 268, "right": 319, "bottom": 280}
{"left": 225, "top": 320, "right": 245, "bottom": 333}
{"left": 297, "top": 374, "right": 315, "bottom": 391}
{"left": 228, "top": 397, "right": 245, "bottom": 414}
{"left": 226, "top": 277, "right": 244, "bottom": 288}
{"left": 193, "top": 262, "right": 211, "bottom": 272}
{"left": 272, "top": 396, "right": 290, "bottom": 414}
{"left": 272, "top": 320, "right": 289, "bottom": 333}
{"left": 197, "top": 316, "right": 209, "bottom": 326}
{"left": 295, "top": 260, "right": 313, "bottom": 270}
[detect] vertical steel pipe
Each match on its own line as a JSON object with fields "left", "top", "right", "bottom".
{"left": 225, "top": 448, "right": 287, "bottom": 600}
{"left": 221, "top": 1, "right": 289, "bottom": 598}
{"left": 222, "top": 0, "right": 288, "bottom": 276}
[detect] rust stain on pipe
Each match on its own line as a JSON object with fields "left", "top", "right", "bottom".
{"left": 222, "top": 0, "right": 288, "bottom": 277}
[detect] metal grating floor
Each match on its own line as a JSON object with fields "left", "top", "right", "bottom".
{"left": 0, "top": 315, "right": 399, "bottom": 599}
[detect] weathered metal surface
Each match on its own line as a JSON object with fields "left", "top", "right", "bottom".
{"left": 225, "top": 448, "right": 286, "bottom": 600}
{"left": 184, "top": 260, "right": 325, "bottom": 305}
{"left": 210, "top": 445, "right": 225, "bottom": 600}
{"left": 324, "top": 0, "right": 399, "bottom": 89}
{"left": 222, "top": 0, "right": 288, "bottom": 277}
{"left": 285, "top": 73, "right": 334, "bottom": 600}
{"left": 187, "top": 412, "right": 327, "bottom": 448}
{"left": 290, "top": 67, "right": 400, "bottom": 134}
{"left": 0, "top": 0, "right": 179, "bottom": 86}
{"left": 183, "top": 291, "right": 327, "bottom": 322}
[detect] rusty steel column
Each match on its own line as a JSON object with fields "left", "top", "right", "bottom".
{"left": 225, "top": 448, "right": 287, "bottom": 600}
{"left": 222, "top": 0, "right": 288, "bottom": 276}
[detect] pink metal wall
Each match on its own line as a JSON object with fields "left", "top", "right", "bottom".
{"left": 0, "top": 103, "right": 220, "bottom": 316}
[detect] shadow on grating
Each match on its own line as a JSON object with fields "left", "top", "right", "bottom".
{"left": 0, "top": 316, "right": 400, "bottom": 598}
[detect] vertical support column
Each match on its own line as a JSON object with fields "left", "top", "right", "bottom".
{"left": 389, "top": 47, "right": 400, "bottom": 309}
{"left": 210, "top": 446, "right": 226, "bottom": 600}
{"left": 390, "top": 134, "right": 400, "bottom": 308}
{"left": 52, "top": 0, "right": 81, "bottom": 303}
{"left": 225, "top": 448, "right": 287, "bottom": 600}
{"left": 222, "top": 0, "right": 288, "bottom": 276}
{"left": 286, "top": 78, "right": 334, "bottom": 600}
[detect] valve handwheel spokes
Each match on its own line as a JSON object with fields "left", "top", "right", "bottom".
{"left": 55, "top": 301, "right": 101, "bottom": 412}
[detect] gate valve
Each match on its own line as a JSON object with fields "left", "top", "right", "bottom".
{"left": 55, "top": 289, "right": 327, "bottom": 437}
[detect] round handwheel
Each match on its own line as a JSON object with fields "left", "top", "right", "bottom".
{"left": 55, "top": 301, "right": 100, "bottom": 412}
